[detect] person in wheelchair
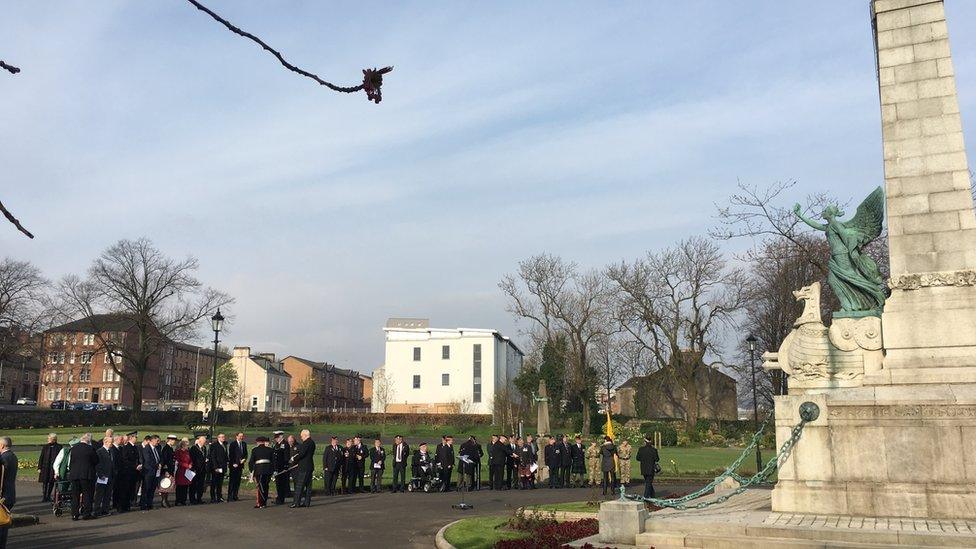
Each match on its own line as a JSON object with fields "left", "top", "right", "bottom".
{"left": 408, "top": 442, "right": 441, "bottom": 492}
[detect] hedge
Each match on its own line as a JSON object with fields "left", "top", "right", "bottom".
{"left": 285, "top": 412, "right": 493, "bottom": 427}
{"left": 639, "top": 421, "right": 679, "bottom": 446}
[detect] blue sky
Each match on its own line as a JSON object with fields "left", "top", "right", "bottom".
{"left": 3, "top": 1, "right": 975, "bottom": 373}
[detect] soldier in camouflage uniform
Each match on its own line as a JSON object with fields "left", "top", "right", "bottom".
{"left": 617, "top": 440, "right": 633, "bottom": 485}
{"left": 585, "top": 441, "right": 600, "bottom": 486}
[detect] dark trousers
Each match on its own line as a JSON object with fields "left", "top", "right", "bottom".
{"left": 209, "top": 471, "right": 224, "bottom": 502}
{"left": 176, "top": 485, "right": 189, "bottom": 505}
{"left": 255, "top": 474, "right": 271, "bottom": 506}
{"left": 505, "top": 463, "right": 514, "bottom": 488}
{"left": 0, "top": 500, "right": 12, "bottom": 549}
{"left": 488, "top": 462, "right": 496, "bottom": 489}
{"left": 70, "top": 478, "right": 94, "bottom": 518}
{"left": 112, "top": 475, "right": 125, "bottom": 510}
{"left": 190, "top": 473, "right": 205, "bottom": 503}
{"left": 602, "top": 471, "right": 617, "bottom": 495}
{"left": 341, "top": 470, "right": 351, "bottom": 493}
{"left": 325, "top": 469, "right": 340, "bottom": 495}
{"left": 140, "top": 473, "right": 157, "bottom": 509}
{"left": 370, "top": 468, "right": 383, "bottom": 492}
{"left": 355, "top": 463, "right": 365, "bottom": 491}
{"left": 275, "top": 472, "right": 291, "bottom": 503}
{"left": 129, "top": 471, "right": 140, "bottom": 505}
{"left": 439, "top": 465, "right": 452, "bottom": 492}
{"left": 94, "top": 479, "right": 113, "bottom": 515}
{"left": 560, "top": 465, "right": 571, "bottom": 487}
{"left": 643, "top": 475, "right": 656, "bottom": 499}
{"left": 228, "top": 466, "right": 243, "bottom": 500}
{"left": 42, "top": 478, "right": 56, "bottom": 501}
{"left": 293, "top": 469, "right": 312, "bottom": 506}
{"left": 548, "top": 466, "right": 559, "bottom": 488}
{"left": 391, "top": 463, "right": 407, "bottom": 492}
{"left": 491, "top": 464, "right": 505, "bottom": 490}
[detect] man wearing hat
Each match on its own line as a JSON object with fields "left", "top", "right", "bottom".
{"left": 271, "top": 431, "right": 291, "bottom": 504}
{"left": 248, "top": 436, "right": 273, "bottom": 508}
{"left": 322, "top": 435, "right": 343, "bottom": 496}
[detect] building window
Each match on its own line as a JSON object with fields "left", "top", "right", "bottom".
{"left": 80, "top": 368, "right": 91, "bottom": 382}
{"left": 442, "top": 373, "right": 450, "bottom": 386}
{"left": 413, "top": 347, "right": 421, "bottom": 361}
{"left": 473, "top": 343, "right": 482, "bottom": 404}
{"left": 55, "top": 388, "right": 62, "bottom": 400}
{"left": 78, "top": 387, "right": 89, "bottom": 400}
{"left": 442, "top": 345, "right": 450, "bottom": 359}
{"left": 412, "top": 375, "right": 420, "bottom": 389}
{"left": 251, "top": 396, "right": 258, "bottom": 410}
{"left": 83, "top": 334, "right": 95, "bottom": 345}
{"left": 81, "top": 352, "right": 93, "bottom": 364}
{"left": 66, "top": 388, "right": 73, "bottom": 400}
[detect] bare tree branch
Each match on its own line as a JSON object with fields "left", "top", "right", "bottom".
{"left": 0, "top": 200, "right": 34, "bottom": 238}
{"left": 0, "top": 60, "right": 20, "bottom": 74}
{"left": 186, "top": 0, "right": 392, "bottom": 103}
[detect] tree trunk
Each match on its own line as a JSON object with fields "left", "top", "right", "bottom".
{"left": 580, "top": 393, "right": 591, "bottom": 435}
{"left": 129, "top": 369, "right": 144, "bottom": 424}
{"left": 684, "top": 379, "right": 699, "bottom": 433}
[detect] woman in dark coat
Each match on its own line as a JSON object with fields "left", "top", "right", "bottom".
{"left": 599, "top": 436, "right": 618, "bottom": 496}
{"left": 38, "top": 433, "right": 62, "bottom": 502}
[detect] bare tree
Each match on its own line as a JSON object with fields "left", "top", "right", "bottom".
{"left": 296, "top": 374, "right": 321, "bottom": 422}
{"left": 500, "top": 254, "right": 614, "bottom": 435}
{"left": 372, "top": 368, "right": 396, "bottom": 414}
{"left": 57, "top": 238, "right": 233, "bottom": 420}
{"left": 607, "top": 236, "right": 747, "bottom": 431}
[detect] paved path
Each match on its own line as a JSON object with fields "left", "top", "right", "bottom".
{"left": 8, "top": 480, "right": 702, "bottom": 548}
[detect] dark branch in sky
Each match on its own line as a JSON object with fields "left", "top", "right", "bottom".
{"left": 1, "top": 60, "right": 21, "bottom": 74}
{"left": 0, "top": 200, "right": 34, "bottom": 239}
{"left": 185, "top": 0, "right": 392, "bottom": 103}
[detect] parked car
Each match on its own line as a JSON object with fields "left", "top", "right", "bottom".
{"left": 50, "top": 400, "right": 68, "bottom": 409}
{"left": 82, "top": 402, "right": 100, "bottom": 411}
{"left": 15, "top": 397, "right": 36, "bottom": 406}
{"left": 67, "top": 402, "right": 87, "bottom": 411}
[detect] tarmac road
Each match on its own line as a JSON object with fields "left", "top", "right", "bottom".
{"left": 7, "top": 478, "right": 703, "bottom": 548}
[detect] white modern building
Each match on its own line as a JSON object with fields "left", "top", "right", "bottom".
{"left": 373, "top": 318, "right": 524, "bottom": 416}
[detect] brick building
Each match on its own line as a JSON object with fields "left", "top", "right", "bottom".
{"left": 38, "top": 314, "right": 228, "bottom": 409}
{"left": 281, "top": 355, "right": 366, "bottom": 411}
{"left": 0, "top": 328, "right": 41, "bottom": 403}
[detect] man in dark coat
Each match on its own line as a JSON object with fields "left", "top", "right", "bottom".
{"left": 489, "top": 436, "right": 510, "bottom": 491}
{"left": 188, "top": 435, "right": 208, "bottom": 504}
{"left": 208, "top": 433, "right": 229, "bottom": 503}
{"left": 506, "top": 434, "right": 519, "bottom": 489}
{"left": 68, "top": 434, "right": 99, "bottom": 520}
{"left": 559, "top": 435, "right": 573, "bottom": 488}
{"left": 368, "top": 439, "right": 386, "bottom": 493}
{"left": 570, "top": 435, "right": 587, "bottom": 488}
{"left": 458, "top": 436, "right": 482, "bottom": 491}
{"left": 140, "top": 435, "right": 161, "bottom": 510}
{"left": 486, "top": 435, "right": 499, "bottom": 490}
{"left": 118, "top": 432, "right": 141, "bottom": 512}
{"left": 435, "top": 435, "right": 455, "bottom": 492}
{"left": 110, "top": 435, "right": 123, "bottom": 510}
{"left": 322, "top": 436, "right": 343, "bottom": 496}
{"left": 0, "top": 436, "right": 18, "bottom": 549}
{"left": 38, "top": 433, "right": 62, "bottom": 502}
{"left": 248, "top": 436, "right": 274, "bottom": 508}
{"left": 94, "top": 436, "right": 115, "bottom": 516}
{"left": 290, "top": 429, "right": 315, "bottom": 508}
{"left": 271, "top": 431, "right": 291, "bottom": 504}
{"left": 350, "top": 435, "right": 367, "bottom": 493}
{"left": 227, "top": 432, "right": 248, "bottom": 501}
{"left": 389, "top": 435, "right": 409, "bottom": 493}
{"left": 544, "top": 436, "right": 559, "bottom": 488}
{"left": 636, "top": 435, "right": 661, "bottom": 498}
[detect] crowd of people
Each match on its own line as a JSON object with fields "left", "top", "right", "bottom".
{"left": 3, "top": 426, "right": 661, "bottom": 535}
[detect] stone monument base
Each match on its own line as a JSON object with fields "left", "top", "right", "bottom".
{"left": 772, "top": 384, "right": 976, "bottom": 520}
{"left": 573, "top": 489, "right": 976, "bottom": 548}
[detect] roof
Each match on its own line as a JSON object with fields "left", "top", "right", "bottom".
{"left": 283, "top": 355, "right": 361, "bottom": 378}
{"left": 46, "top": 313, "right": 140, "bottom": 334}
{"left": 382, "top": 324, "right": 525, "bottom": 356}
{"left": 173, "top": 341, "right": 231, "bottom": 360}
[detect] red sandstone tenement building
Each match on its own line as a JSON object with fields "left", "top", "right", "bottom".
{"left": 281, "top": 355, "right": 367, "bottom": 411}
{"left": 38, "top": 314, "right": 228, "bottom": 409}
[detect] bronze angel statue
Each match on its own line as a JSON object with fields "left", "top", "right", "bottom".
{"left": 794, "top": 186, "right": 886, "bottom": 317}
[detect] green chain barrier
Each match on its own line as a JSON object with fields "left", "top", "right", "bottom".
{"left": 620, "top": 401, "right": 819, "bottom": 510}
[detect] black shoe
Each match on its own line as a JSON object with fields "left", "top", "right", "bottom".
{"left": 289, "top": 504, "right": 298, "bottom": 508}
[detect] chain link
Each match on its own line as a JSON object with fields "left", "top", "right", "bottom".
{"left": 620, "top": 413, "right": 809, "bottom": 510}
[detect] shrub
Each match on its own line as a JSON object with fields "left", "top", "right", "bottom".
{"left": 498, "top": 517, "right": 599, "bottom": 548}
{"left": 638, "top": 422, "right": 678, "bottom": 446}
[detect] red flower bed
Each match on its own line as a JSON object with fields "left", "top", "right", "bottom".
{"left": 495, "top": 518, "right": 599, "bottom": 549}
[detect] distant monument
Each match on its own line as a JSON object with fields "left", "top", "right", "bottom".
{"left": 590, "top": 1, "right": 976, "bottom": 546}
{"left": 535, "top": 379, "right": 551, "bottom": 483}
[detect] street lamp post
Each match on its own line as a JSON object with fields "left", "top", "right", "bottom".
{"left": 746, "top": 334, "right": 762, "bottom": 473}
{"left": 209, "top": 309, "right": 224, "bottom": 436}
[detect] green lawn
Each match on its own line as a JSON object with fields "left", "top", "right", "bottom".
{"left": 529, "top": 501, "right": 600, "bottom": 514}
{"left": 443, "top": 516, "right": 527, "bottom": 549}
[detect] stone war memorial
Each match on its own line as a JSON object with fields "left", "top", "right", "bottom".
{"left": 584, "top": 1, "right": 976, "bottom": 547}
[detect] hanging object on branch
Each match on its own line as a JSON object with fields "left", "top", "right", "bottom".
{"left": 186, "top": 0, "right": 393, "bottom": 103}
